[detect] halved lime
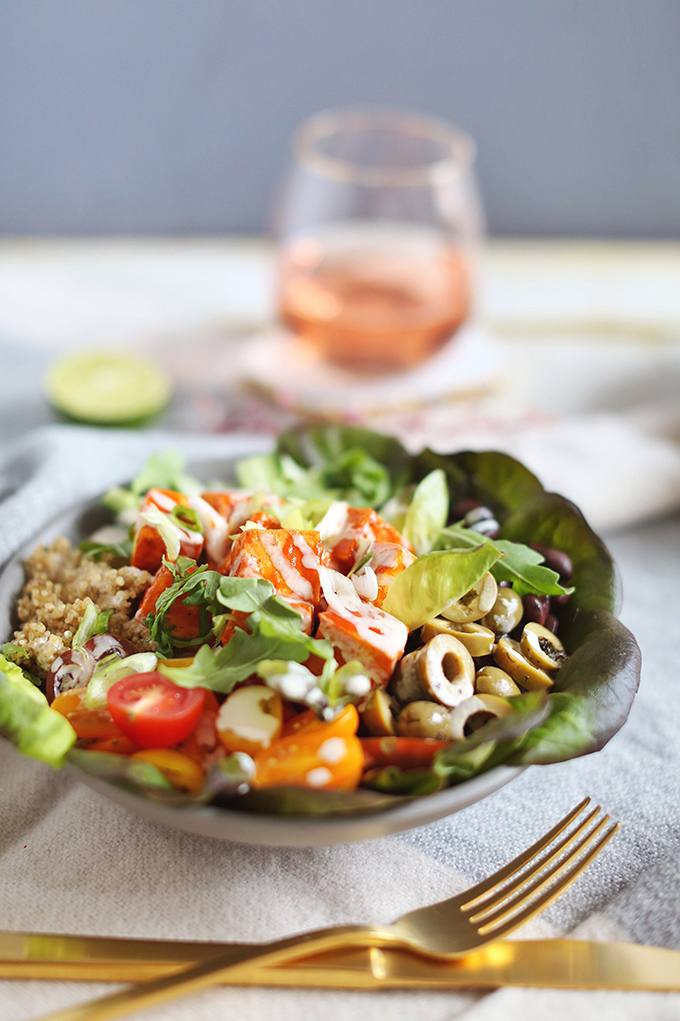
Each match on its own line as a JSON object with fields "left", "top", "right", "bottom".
{"left": 45, "top": 351, "right": 173, "bottom": 425}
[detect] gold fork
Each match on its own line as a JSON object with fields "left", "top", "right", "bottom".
{"left": 35, "top": 798, "right": 618, "bottom": 1021}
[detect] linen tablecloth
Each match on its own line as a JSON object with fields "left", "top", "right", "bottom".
{"left": 1, "top": 425, "right": 679, "bottom": 1021}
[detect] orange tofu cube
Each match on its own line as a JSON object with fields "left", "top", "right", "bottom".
{"left": 370, "top": 542, "right": 417, "bottom": 607}
{"left": 202, "top": 490, "right": 253, "bottom": 523}
{"left": 330, "top": 507, "right": 412, "bottom": 573}
{"left": 224, "top": 528, "right": 324, "bottom": 634}
{"left": 202, "top": 491, "right": 284, "bottom": 566}
{"left": 131, "top": 489, "right": 203, "bottom": 572}
{"left": 135, "top": 565, "right": 202, "bottom": 641}
{"left": 316, "top": 603, "right": 408, "bottom": 688}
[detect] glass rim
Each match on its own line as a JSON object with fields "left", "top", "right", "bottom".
{"left": 292, "top": 108, "right": 476, "bottom": 187}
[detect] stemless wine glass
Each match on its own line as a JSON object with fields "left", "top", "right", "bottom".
{"left": 273, "top": 108, "right": 484, "bottom": 374}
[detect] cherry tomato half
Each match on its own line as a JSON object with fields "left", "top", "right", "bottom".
{"left": 106, "top": 672, "right": 206, "bottom": 749}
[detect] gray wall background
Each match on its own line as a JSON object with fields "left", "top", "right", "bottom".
{"left": 1, "top": 0, "right": 678, "bottom": 237}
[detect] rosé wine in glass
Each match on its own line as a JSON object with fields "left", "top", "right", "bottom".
{"left": 274, "top": 109, "right": 483, "bottom": 373}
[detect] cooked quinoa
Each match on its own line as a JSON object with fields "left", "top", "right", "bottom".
{"left": 8, "top": 536, "right": 155, "bottom": 679}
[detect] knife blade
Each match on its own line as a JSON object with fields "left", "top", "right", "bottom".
{"left": 1, "top": 931, "right": 679, "bottom": 991}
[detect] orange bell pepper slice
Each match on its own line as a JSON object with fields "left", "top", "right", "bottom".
{"left": 253, "top": 705, "right": 363, "bottom": 790}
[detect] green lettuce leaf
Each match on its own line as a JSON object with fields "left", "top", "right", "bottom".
{"left": 276, "top": 424, "right": 412, "bottom": 506}
{"left": 435, "top": 524, "right": 573, "bottom": 597}
{"left": 381, "top": 544, "right": 503, "bottom": 630}
{"left": 103, "top": 450, "right": 201, "bottom": 515}
{"left": 500, "top": 491, "right": 619, "bottom": 614}
{"left": 72, "top": 599, "right": 113, "bottom": 648}
{"left": 159, "top": 576, "right": 334, "bottom": 693}
{"left": 0, "top": 655, "right": 76, "bottom": 767}
{"left": 401, "top": 469, "right": 449, "bottom": 556}
{"left": 79, "top": 536, "right": 133, "bottom": 562}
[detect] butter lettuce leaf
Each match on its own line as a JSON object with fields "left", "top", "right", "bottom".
{"left": 401, "top": 469, "right": 449, "bottom": 556}
{"left": 0, "top": 655, "right": 76, "bottom": 767}
{"left": 382, "top": 544, "right": 503, "bottom": 630}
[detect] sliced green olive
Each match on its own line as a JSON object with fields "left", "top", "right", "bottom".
{"left": 440, "top": 572, "right": 498, "bottom": 623}
{"left": 361, "top": 688, "right": 396, "bottom": 736}
{"left": 475, "top": 665, "right": 521, "bottom": 698}
{"left": 494, "top": 636, "right": 554, "bottom": 691}
{"left": 416, "top": 634, "right": 475, "bottom": 708}
{"left": 421, "top": 618, "right": 495, "bottom": 657}
{"left": 447, "top": 693, "right": 512, "bottom": 740}
{"left": 482, "top": 588, "right": 524, "bottom": 635}
{"left": 390, "top": 651, "right": 426, "bottom": 705}
{"left": 397, "top": 701, "right": 452, "bottom": 739}
{"left": 520, "top": 622, "right": 567, "bottom": 672}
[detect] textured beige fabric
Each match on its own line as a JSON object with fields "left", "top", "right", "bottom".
{"left": 0, "top": 429, "right": 679, "bottom": 1021}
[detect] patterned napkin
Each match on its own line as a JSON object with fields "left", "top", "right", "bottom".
{"left": 0, "top": 425, "right": 679, "bottom": 1021}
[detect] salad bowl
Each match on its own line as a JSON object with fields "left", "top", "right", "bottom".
{"left": 0, "top": 426, "right": 641, "bottom": 846}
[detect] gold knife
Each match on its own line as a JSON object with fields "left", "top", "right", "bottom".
{"left": 1, "top": 931, "right": 679, "bottom": 991}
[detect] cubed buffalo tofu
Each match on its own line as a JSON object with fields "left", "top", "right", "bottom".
{"left": 135, "top": 564, "right": 202, "bottom": 641}
{"left": 225, "top": 528, "right": 324, "bottom": 634}
{"left": 131, "top": 489, "right": 203, "bottom": 573}
{"left": 329, "top": 507, "right": 412, "bottom": 573}
{"left": 370, "top": 542, "right": 416, "bottom": 607}
{"left": 201, "top": 491, "right": 284, "bottom": 566}
{"left": 317, "top": 603, "right": 408, "bottom": 688}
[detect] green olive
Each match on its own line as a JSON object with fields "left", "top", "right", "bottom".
{"left": 421, "top": 619, "right": 495, "bottom": 657}
{"left": 475, "top": 665, "right": 521, "bottom": 697}
{"left": 493, "top": 636, "right": 554, "bottom": 691}
{"left": 448, "top": 694, "right": 512, "bottom": 740}
{"left": 397, "top": 701, "right": 452, "bottom": 739}
{"left": 440, "top": 573, "right": 498, "bottom": 623}
{"left": 416, "top": 634, "right": 475, "bottom": 707}
{"left": 520, "top": 622, "right": 567, "bottom": 672}
{"left": 361, "top": 688, "right": 396, "bottom": 736}
{"left": 482, "top": 588, "right": 524, "bottom": 635}
{"left": 390, "top": 651, "right": 426, "bottom": 705}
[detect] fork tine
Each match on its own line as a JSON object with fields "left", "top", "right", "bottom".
{"left": 469, "top": 811, "right": 612, "bottom": 925}
{"left": 477, "top": 821, "right": 620, "bottom": 939}
{"left": 466, "top": 804, "right": 605, "bottom": 919}
{"left": 460, "top": 797, "right": 592, "bottom": 909}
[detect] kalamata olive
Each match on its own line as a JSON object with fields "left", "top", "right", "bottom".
{"left": 451, "top": 498, "right": 482, "bottom": 520}
{"left": 545, "top": 613, "right": 559, "bottom": 634}
{"left": 463, "top": 506, "right": 501, "bottom": 539}
{"left": 551, "top": 592, "right": 571, "bottom": 608}
{"left": 522, "top": 594, "right": 549, "bottom": 626}
{"left": 469, "top": 519, "right": 500, "bottom": 539}
{"left": 46, "top": 634, "right": 138, "bottom": 703}
{"left": 530, "top": 543, "right": 573, "bottom": 581}
{"left": 482, "top": 588, "right": 524, "bottom": 635}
